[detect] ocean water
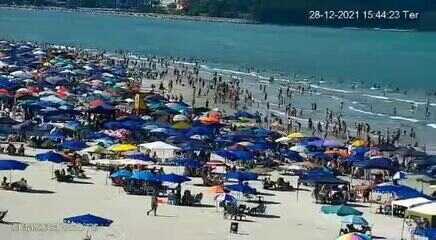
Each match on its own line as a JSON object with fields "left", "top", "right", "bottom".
{"left": 1, "top": 8, "right": 436, "bottom": 148}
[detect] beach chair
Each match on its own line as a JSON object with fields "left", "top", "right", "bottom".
{"left": 54, "top": 170, "right": 74, "bottom": 182}
{"left": 0, "top": 210, "right": 8, "bottom": 223}
{"left": 192, "top": 193, "right": 203, "bottom": 205}
{"left": 248, "top": 202, "right": 266, "bottom": 216}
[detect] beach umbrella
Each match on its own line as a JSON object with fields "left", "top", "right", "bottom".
{"left": 275, "top": 136, "right": 290, "bottom": 143}
{"left": 110, "top": 169, "right": 132, "bottom": 178}
{"left": 336, "top": 233, "right": 371, "bottom": 240}
{"left": 158, "top": 173, "right": 191, "bottom": 183}
{"left": 215, "top": 193, "right": 237, "bottom": 204}
{"left": 393, "top": 171, "right": 408, "bottom": 181}
{"left": 79, "top": 145, "right": 106, "bottom": 154}
{"left": 60, "top": 140, "right": 89, "bottom": 151}
{"left": 108, "top": 144, "right": 137, "bottom": 152}
{"left": 341, "top": 215, "right": 369, "bottom": 226}
{"left": 289, "top": 145, "right": 308, "bottom": 154}
{"left": 63, "top": 214, "right": 113, "bottom": 227}
{"left": 172, "top": 121, "right": 191, "bottom": 130}
{"left": 36, "top": 151, "right": 68, "bottom": 163}
{"left": 0, "top": 160, "right": 28, "bottom": 170}
{"left": 126, "top": 153, "right": 153, "bottom": 162}
{"left": 129, "top": 171, "right": 160, "bottom": 182}
{"left": 225, "top": 183, "right": 256, "bottom": 194}
{"left": 321, "top": 205, "right": 363, "bottom": 216}
{"left": 175, "top": 158, "right": 202, "bottom": 168}
{"left": 173, "top": 114, "right": 189, "bottom": 122}
{"left": 352, "top": 139, "right": 366, "bottom": 147}
{"left": 225, "top": 171, "right": 258, "bottom": 182}
{"left": 287, "top": 132, "right": 305, "bottom": 139}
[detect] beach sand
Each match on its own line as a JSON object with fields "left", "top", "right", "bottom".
{"left": 0, "top": 150, "right": 404, "bottom": 240}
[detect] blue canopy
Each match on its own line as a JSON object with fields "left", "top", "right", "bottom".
{"left": 226, "top": 183, "right": 256, "bottom": 194}
{"left": 373, "top": 184, "right": 422, "bottom": 199}
{"left": 36, "top": 151, "right": 68, "bottom": 163}
{"left": 0, "top": 160, "right": 28, "bottom": 170}
{"left": 158, "top": 173, "right": 191, "bottom": 183}
{"left": 225, "top": 171, "right": 258, "bottom": 182}
{"left": 63, "top": 214, "right": 113, "bottom": 227}
{"left": 129, "top": 171, "right": 160, "bottom": 182}
{"left": 60, "top": 140, "right": 89, "bottom": 151}
{"left": 110, "top": 170, "right": 132, "bottom": 178}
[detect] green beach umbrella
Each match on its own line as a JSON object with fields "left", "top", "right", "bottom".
{"left": 321, "top": 205, "right": 363, "bottom": 216}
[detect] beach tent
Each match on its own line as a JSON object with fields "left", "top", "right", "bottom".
{"left": 321, "top": 205, "right": 363, "bottom": 216}
{"left": 63, "top": 214, "right": 113, "bottom": 227}
{"left": 139, "top": 141, "right": 180, "bottom": 161}
{"left": 392, "top": 197, "right": 431, "bottom": 211}
{"left": 406, "top": 202, "right": 436, "bottom": 227}
{"left": 36, "top": 151, "right": 68, "bottom": 163}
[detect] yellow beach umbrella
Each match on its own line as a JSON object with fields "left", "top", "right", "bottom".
{"left": 108, "top": 144, "right": 137, "bottom": 152}
{"left": 173, "top": 121, "right": 191, "bottom": 130}
{"left": 287, "top": 132, "right": 305, "bottom": 139}
{"left": 352, "top": 139, "right": 366, "bottom": 147}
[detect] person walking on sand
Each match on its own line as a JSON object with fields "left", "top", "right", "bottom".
{"left": 147, "top": 192, "right": 158, "bottom": 216}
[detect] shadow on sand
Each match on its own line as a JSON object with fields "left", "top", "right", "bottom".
{"left": 252, "top": 214, "right": 281, "bottom": 219}
{"left": 244, "top": 199, "right": 280, "bottom": 205}
{"left": 24, "top": 189, "right": 55, "bottom": 194}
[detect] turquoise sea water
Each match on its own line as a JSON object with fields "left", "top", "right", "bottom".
{"left": 1, "top": 8, "right": 436, "bottom": 148}
{"left": 1, "top": 8, "right": 436, "bottom": 89}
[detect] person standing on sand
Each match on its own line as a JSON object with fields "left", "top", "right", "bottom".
{"left": 147, "top": 192, "right": 158, "bottom": 216}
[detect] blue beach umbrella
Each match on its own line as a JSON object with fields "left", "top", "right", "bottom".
{"left": 225, "top": 171, "right": 258, "bottom": 182}
{"left": 129, "top": 171, "right": 160, "bottom": 182}
{"left": 158, "top": 173, "right": 191, "bottom": 183}
{"left": 226, "top": 183, "right": 257, "bottom": 194}
{"left": 60, "top": 140, "right": 89, "bottom": 151}
{"left": 0, "top": 160, "right": 28, "bottom": 170}
{"left": 36, "top": 151, "right": 68, "bottom": 163}
{"left": 63, "top": 214, "right": 113, "bottom": 227}
{"left": 110, "top": 170, "right": 132, "bottom": 178}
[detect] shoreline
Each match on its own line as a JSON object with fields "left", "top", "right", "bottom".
{"left": 0, "top": 5, "right": 259, "bottom": 25}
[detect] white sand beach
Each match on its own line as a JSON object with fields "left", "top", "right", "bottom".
{"left": 0, "top": 150, "right": 404, "bottom": 240}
